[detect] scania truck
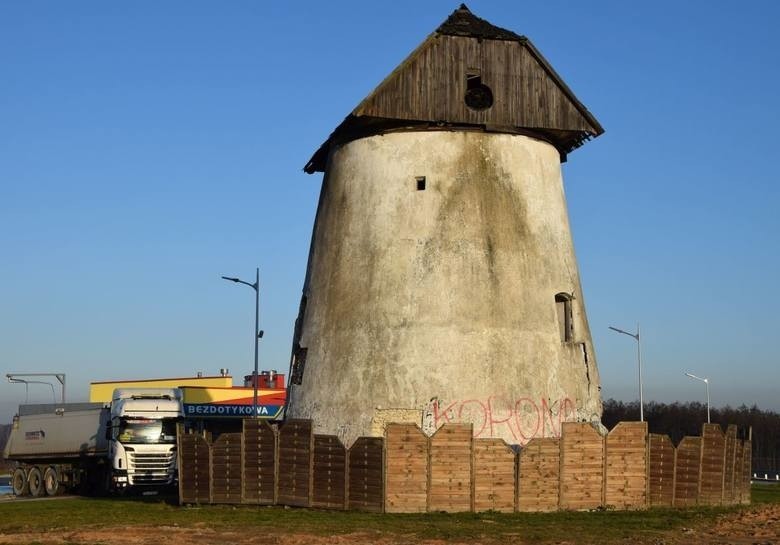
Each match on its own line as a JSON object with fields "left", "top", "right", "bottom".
{"left": 3, "top": 388, "right": 182, "bottom": 496}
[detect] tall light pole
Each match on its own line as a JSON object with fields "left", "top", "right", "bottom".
{"left": 684, "top": 372, "right": 710, "bottom": 423}
{"left": 608, "top": 323, "right": 644, "bottom": 422}
{"left": 222, "top": 267, "right": 263, "bottom": 418}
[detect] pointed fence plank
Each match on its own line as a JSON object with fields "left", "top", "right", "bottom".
{"left": 428, "top": 424, "right": 472, "bottom": 513}
{"left": 178, "top": 430, "right": 211, "bottom": 504}
{"left": 517, "top": 438, "right": 560, "bottom": 512}
{"left": 734, "top": 439, "right": 744, "bottom": 504}
{"left": 347, "top": 437, "right": 384, "bottom": 512}
{"left": 384, "top": 424, "right": 428, "bottom": 513}
{"left": 723, "top": 425, "right": 738, "bottom": 505}
{"left": 242, "top": 419, "right": 277, "bottom": 505}
{"left": 211, "top": 433, "right": 243, "bottom": 504}
{"left": 648, "top": 433, "right": 675, "bottom": 507}
{"left": 740, "top": 434, "right": 752, "bottom": 504}
{"left": 277, "top": 419, "right": 313, "bottom": 507}
{"left": 473, "top": 438, "right": 516, "bottom": 513}
{"left": 699, "top": 424, "right": 726, "bottom": 505}
{"left": 560, "top": 423, "right": 604, "bottom": 510}
{"left": 604, "top": 422, "right": 648, "bottom": 509}
{"left": 674, "top": 436, "right": 701, "bottom": 507}
{"left": 312, "top": 435, "right": 347, "bottom": 510}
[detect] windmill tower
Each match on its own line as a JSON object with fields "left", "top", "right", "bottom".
{"left": 288, "top": 5, "right": 604, "bottom": 447}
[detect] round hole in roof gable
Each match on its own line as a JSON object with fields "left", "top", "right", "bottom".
{"left": 465, "top": 75, "right": 493, "bottom": 111}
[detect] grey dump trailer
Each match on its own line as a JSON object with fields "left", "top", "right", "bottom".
{"left": 4, "top": 389, "right": 181, "bottom": 497}
{"left": 4, "top": 403, "right": 109, "bottom": 496}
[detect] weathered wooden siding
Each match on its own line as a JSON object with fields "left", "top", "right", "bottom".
{"left": 355, "top": 35, "right": 597, "bottom": 134}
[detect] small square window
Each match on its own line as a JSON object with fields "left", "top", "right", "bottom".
{"left": 416, "top": 176, "right": 426, "bottom": 191}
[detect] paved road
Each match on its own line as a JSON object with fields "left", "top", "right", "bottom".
{"left": 0, "top": 492, "right": 78, "bottom": 502}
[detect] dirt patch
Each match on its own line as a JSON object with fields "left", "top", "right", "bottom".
{"left": 698, "top": 503, "right": 780, "bottom": 544}
{"left": 637, "top": 503, "right": 780, "bottom": 545}
{"left": 0, "top": 527, "right": 468, "bottom": 545}
{"left": 1, "top": 504, "right": 779, "bottom": 545}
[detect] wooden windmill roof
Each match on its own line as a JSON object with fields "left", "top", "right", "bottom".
{"left": 304, "top": 5, "right": 604, "bottom": 173}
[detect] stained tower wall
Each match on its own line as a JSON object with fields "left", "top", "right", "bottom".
{"left": 288, "top": 130, "right": 601, "bottom": 447}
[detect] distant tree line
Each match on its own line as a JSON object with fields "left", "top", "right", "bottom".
{"left": 602, "top": 399, "right": 780, "bottom": 472}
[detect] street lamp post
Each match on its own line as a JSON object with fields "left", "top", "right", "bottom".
{"left": 222, "top": 267, "right": 263, "bottom": 418}
{"left": 608, "top": 323, "right": 644, "bottom": 422}
{"left": 6, "top": 373, "right": 65, "bottom": 403}
{"left": 684, "top": 372, "right": 710, "bottom": 423}
{"left": 7, "top": 376, "right": 57, "bottom": 403}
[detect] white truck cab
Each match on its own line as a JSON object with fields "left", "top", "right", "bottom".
{"left": 109, "top": 388, "right": 182, "bottom": 490}
{"left": 6, "top": 387, "right": 183, "bottom": 497}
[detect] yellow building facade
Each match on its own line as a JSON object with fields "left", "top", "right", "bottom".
{"left": 89, "top": 375, "right": 233, "bottom": 402}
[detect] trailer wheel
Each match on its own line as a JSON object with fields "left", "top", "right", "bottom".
{"left": 27, "top": 466, "right": 44, "bottom": 497}
{"left": 12, "top": 468, "right": 29, "bottom": 496}
{"left": 44, "top": 466, "right": 62, "bottom": 496}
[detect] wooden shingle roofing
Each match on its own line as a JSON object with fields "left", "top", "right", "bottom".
{"left": 304, "top": 5, "right": 603, "bottom": 173}
{"left": 437, "top": 3, "right": 525, "bottom": 42}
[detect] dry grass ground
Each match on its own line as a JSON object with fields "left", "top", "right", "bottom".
{"left": 0, "top": 484, "right": 777, "bottom": 545}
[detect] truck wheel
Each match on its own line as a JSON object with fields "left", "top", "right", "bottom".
{"left": 12, "top": 468, "right": 29, "bottom": 496}
{"left": 44, "top": 466, "right": 62, "bottom": 496}
{"left": 27, "top": 466, "right": 44, "bottom": 497}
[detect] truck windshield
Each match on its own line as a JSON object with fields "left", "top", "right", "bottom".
{"left": 116, "top": 418, "right": 176, "bottom": 444}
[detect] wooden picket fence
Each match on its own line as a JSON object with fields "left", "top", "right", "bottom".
{"left": 177, "top": 420, "right": 751, "bottom": 512}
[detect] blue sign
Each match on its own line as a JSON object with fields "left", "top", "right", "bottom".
{"left": 183, "top": 404, "right": 283, "bottom": 418}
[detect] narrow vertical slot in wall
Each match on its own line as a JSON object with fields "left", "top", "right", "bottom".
{"left": 555, "top": 293, "right": 573, "bottom": 342}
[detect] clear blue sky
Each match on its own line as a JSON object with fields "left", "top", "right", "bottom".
{"left": 2, "top": 1, "right": 779, "bottom": 422}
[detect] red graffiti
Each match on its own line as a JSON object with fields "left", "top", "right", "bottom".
{"left": 430, "top": 395, "right": 577, "bottom": 445}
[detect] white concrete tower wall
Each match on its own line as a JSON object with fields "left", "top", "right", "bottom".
{"left": 289, "top": 130, "right": 601, "bottom": 447}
